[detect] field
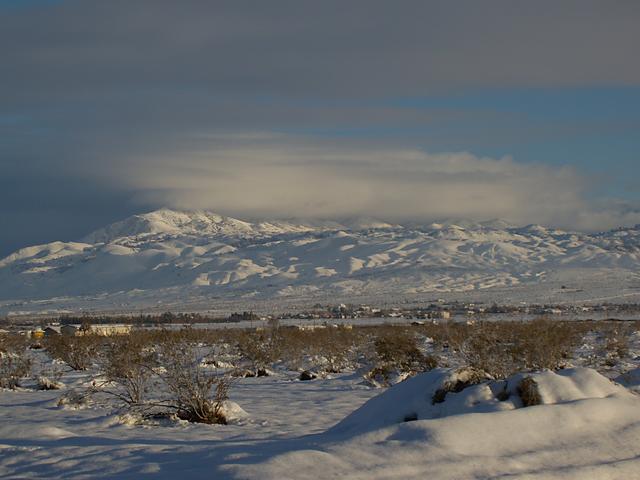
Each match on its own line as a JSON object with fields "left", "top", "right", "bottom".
{"left": 1, "top": 319, "right": 640, "bottom": 479}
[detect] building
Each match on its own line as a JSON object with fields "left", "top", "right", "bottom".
{"left": 61, "top": 325, "right": 78, "bottom": 336}
{"left": 85, "top": 324, "right": 132, "bottom": 336}
{"left": 45, "top": 323, "right": 132, "bottom": 336}
{"left": 43, "top": 326, "right": 61, "bottom": 337}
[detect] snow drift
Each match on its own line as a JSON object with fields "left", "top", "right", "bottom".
{"left": 2, "top": 364, "right": 639, "bottom": 479}
{"left": 330, "top": 367, "right": 629, "bottom": 433}
{"left": 229, "top": 368, "right": 640, "bottom": 479}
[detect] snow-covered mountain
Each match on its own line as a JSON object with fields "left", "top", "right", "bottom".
{"left": 2, "top": 208, "right": 640, "bottom": 313}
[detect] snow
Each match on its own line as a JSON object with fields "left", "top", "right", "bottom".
{"left": 0, "top": 371, "right": 377, "bottom": 479}
{"left": 236, "top": 394, "right": 640, "bottom": 480}
{"left": 2, "top": 208, "right": 640, "bottom": 313}
{"left": 219, "top": 400, "right": 249, "bottom": 424}
{"left": 230, "top": 368, "right": 640, "bottom": 480}
{"left": 2, "top": 316, "right": 640, "bottom": 478}
{"left": 617, "top": 367, "right": 640, "bottom": 393}
{"left": 2, "top": 366, "right": 638, "bottom": 479}
{"left": 330, "top": 367, "right": 630, "bottom": 434}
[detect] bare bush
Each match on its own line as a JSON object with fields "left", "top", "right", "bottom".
{"left": 518, "top": 376, "right": 542, "bottom": 407}
{"left": 159, "top": 338, "right": 232, "bottom": 424}
{"left": 0, "top": 332, "right": 29, "bottom": 354}
{"left": 460, "top": 324, "right": 513, "bottom": 379}
{"left": 602, "top": 323, "right": 631, "bottom": 360}
{"left": 0, "top": 354, "right": 32, "bottom": 389}
{"left": 45, "top": 335, "right": 101, "bottom": 370}
{"left": 276, "top": 326, "right": 360, "bottom": 373}
{"left": 516, "top": 318, "right": 578, "bottom": 371}
{"left": 307, "top": 326, "right": 358, "bottom": 373}
{"left": 460, "top": 319, "right": 579, "bottom": 378}
{"left": 57, "top": 389, "right": 91, "bottom": 409}
{"left": 101, "top": 333, "right": 157, "bottom": 407}
{"left": 0, "top": 333, "right": 32, "bottom": 389}
{"left": 374, "top": 328, "right": 437, "bottom": 373}
{"left": 366, "top": 328, "right": 437, "bottom": 385}
{"left": 236, "top": 329, "right": 281, "bottom": 371}
{"left": 432, "top": 367, "right": 490, "bottom": 404}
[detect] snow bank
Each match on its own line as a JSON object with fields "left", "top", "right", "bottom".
{"left": 230, "top": 368, "right": 640, "bottom": 480}
{"left": 332, "top": 367, "right": 628, "bottom": 435}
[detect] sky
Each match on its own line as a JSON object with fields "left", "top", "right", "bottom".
{"left": 1, "top": 0, "right": 640, "bottom": 256}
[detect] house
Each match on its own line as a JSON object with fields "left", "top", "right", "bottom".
{"left": 43, "top": 326, "right": 61, "bottom": 337}
{"left": 61, "top": 324, "right": 79, "bottom": 336}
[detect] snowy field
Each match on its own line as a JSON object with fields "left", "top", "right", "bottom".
{"left": 2, "top": 321, "right": 640, "bottom": 479}
{"left": 0, "top": 372, "right": 379, "bottom": 479}
{"left": 3, "top": 368, "right": 640, "bottom": 479}
{"left": 4, "top": 267, "right": 640, "bottom": 319}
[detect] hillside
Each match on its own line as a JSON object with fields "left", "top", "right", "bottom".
{"left": 2, "top": 209, "right": 640, "bottom": 314}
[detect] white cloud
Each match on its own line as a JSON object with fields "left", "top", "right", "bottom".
{"left": 112, "top": 134, "right": 640, "bottom": 230}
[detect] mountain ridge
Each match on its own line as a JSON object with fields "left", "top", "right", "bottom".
{"left": 2, "top": 208, "right": 640, "bottom": 312}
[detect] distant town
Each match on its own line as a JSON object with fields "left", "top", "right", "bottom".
{"left": 2, "top": 301, "right": 640, "bottom": 338}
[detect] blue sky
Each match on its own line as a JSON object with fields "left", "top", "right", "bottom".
{"left": 1, "top": 1, "right": 640, "bottom": 255}
{"left": 284, "top": 87, "right": 640, "bottom": 169}
{"left": 393, "top": 88, "right": 640, "bottom": 198}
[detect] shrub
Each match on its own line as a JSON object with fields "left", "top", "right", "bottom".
{"left": 516, "top": 318, "right": 578, "bottom": 371}
{"left": 602, "top": 323, "right": 631, "bottom": 360}
{"left": 45, "top": 334, "right": 101, "bottom": 370}
{"left": 101, "top": 333, "right": 157, "bottom": 407}
{"left": 459, "top": 324, "right": 513, "bottom": 379}
{"left": 0, "top": 332, "right": 29, "bottom": 354}
{"left": 0, "top": 353, "right": 32, "bottom": 389}
{"left": 367, "top": 328, "right": 437, "bottom": 385}
{"left": 460, "top": 319, "right": 580, "bottom": 378}
{"left": 518, "top": 376, "right": 542, "bottom": 407}
{"left": 299, "top": 326, "right": 358, "bottom": 373}
{"left": 57, "top": 389, "right": 90, "bottom": 409}
{"left": 375, "top": 328, "right": 437, "bottom": 371}
{"left": 0, "top": 333, "right": 32, "bottom": 389}
{"left": 432, "top": 367, "right": 490, "bottom": 404}
{"left": 159, "top": 338, "right": 232, "bottom": 424}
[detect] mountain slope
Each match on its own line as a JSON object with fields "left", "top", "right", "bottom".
{"left": 2, "top": 209, "right": 640, "bottom": 312}
{"left": 82, "top": 208, "right": 321, "bottom": 243}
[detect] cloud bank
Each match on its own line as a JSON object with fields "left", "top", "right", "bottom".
{"left": 113, "top": 134, "right": 640, "bottom": 231}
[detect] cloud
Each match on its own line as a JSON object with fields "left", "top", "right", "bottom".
{"left": 1, "top": 0, "right": 640, "bottom": 255}
{"left": 106, "top": 133, "right": 640, "bottom": 230}
{"left": 1, "top": 1, "right": 640, "bottom": 102}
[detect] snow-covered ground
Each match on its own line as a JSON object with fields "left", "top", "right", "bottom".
{"left": 2, "top": 324, "right": 640, "bottom": 479}
{"left": 0, "top": 369, "right": 379, "bottom": 479}
{"left": 2, "top": 366, "right": 640, "bottom": 479}
{"left": 2, "top": 208, "right": 640, "bottom": 315}
{"left": 242, "top": 368, "right": 640, "bottom": 480}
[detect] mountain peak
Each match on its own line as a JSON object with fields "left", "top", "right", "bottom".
{"left": 81, "top": 208, "right": 322, "bottom": 244}
{"left": 82, "top": 208, "right": 246, "bottom": 243}
{"left": 3, "top": 209, "right": 640, "bottom": 313}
